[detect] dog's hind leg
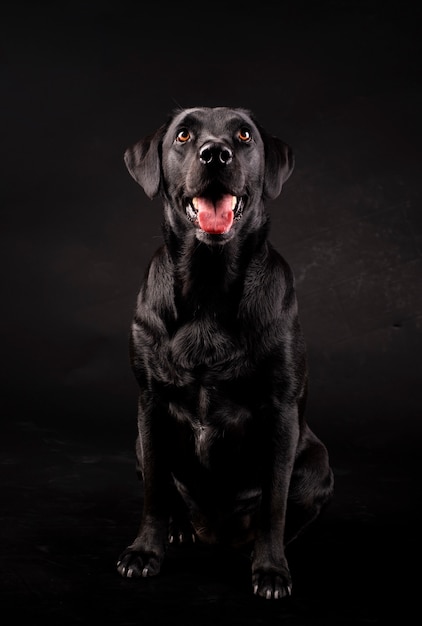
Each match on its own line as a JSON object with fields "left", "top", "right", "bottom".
{"left": 284, "top": 425, "right": 334, "bottom": 545}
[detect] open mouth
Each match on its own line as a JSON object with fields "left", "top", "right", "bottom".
{"left": 186, "top": 194, "right": 244, "bottom": 234}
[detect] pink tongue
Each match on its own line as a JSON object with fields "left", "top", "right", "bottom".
{"left": 196, "top": 195, "right": 234, "bottom": 234}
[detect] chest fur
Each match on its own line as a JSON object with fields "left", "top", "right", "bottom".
{"left": 168, "top": 383, "right": 254, "bottom": 469}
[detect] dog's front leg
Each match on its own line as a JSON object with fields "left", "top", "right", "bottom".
{"left": 117, "top": 400, "right": 171, "bottom": 579}
{"left": 251, "top": 408, "right": 299, "bottom": 600}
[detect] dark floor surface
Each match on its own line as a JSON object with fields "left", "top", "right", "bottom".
{"left": 1, "top": 418, "right": 418, "bottom": 625}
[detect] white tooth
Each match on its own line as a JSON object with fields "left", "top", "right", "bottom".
{"left": 192, "top": 198, "right": 198, "bottom": 209}
{"left": 231, "top": 196, "right": 237, "bottom": 210}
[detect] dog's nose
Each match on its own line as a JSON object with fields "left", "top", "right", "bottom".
{"left": 199, "top": 142, "right": 233, "bottom": 166}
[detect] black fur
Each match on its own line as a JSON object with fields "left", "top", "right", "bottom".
{"left": 117, "top": 107, "right": 334, "bottom": 599}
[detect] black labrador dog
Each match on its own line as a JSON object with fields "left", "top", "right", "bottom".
{"left": 117, "top": 106, "right": 334, "bottom": 600}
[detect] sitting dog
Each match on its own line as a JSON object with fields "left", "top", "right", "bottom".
{"left": 117, "top": 106, "right": 334, "bottom": 599}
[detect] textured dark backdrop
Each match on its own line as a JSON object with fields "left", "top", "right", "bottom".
{"left": 1, "top": 1, "right": 421, "bottom": 624}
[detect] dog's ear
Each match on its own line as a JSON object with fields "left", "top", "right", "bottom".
{"left": 124, "top": 125, "right": 167, "bottom": 199}
{"left": 261, "top": 131, "right": 295, "bottom": 200}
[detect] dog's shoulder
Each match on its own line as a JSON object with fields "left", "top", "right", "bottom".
{"left": 132, "top": 244, "right": 177, "bottom": 331}
{"left": 242, "top": 242, "right": 297, "bottom": 315}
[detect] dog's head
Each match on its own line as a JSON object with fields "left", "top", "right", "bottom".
{"left": 124, "top": 107, "right": 294, "bottom": 244}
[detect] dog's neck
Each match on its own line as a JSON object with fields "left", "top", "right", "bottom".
{"left": 162, "top": 218, "right": 270, "bottom": 317}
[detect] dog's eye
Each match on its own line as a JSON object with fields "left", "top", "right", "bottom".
{"left": 176, "top": 129, "right": 191, "bottom": 143}
{"left": 238, "top": 128, "right": 252, "bottom": 142}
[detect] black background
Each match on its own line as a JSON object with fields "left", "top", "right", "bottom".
{"left": 1, "top": 1, "right": 421, "bottom": 624}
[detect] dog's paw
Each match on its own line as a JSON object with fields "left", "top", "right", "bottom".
{"left": 116, "top": 547, "right": 162, "bottom": 579}
{"left": 168, "top": 529, "right": 196, "bottom": 544}
{"left": 168, "top": 518, "right": 196, "bottom": 545}
{"left": 251, "top": 566, "right": 292, "bottom": 600}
